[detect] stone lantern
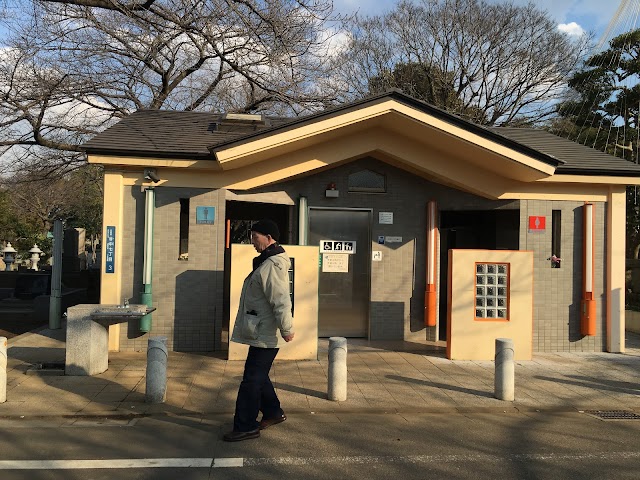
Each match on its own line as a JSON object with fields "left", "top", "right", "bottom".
{"left": 2, "top": 243, "right": 17, "bottom": 271}
{"left": 29, "top": 244, "right": 43, "bottom": 271}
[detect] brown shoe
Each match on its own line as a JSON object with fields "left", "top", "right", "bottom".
{"left": 259, "top": 414, "right": 286, "bottom": 430}
{"left": 223, "top": 429, "right": 260, "bottom": 442}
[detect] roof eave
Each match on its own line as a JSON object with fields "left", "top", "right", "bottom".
{"left": 209, "top": 90, "right": 564, "bottom": 168}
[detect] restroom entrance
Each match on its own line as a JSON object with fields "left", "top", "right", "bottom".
{"left": 308, "top": 208, "right": 371, "bottom": 337}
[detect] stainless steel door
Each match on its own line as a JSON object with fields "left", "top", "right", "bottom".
{"left": 308, "top": 208, "right": 371, "bottom": 337}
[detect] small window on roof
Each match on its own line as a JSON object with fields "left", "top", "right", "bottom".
{"left": 348, "top": 170, "right": 386, "bottom": 193}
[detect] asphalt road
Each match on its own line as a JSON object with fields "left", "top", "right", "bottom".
{"left": 1, "top": 411, "right": 639, "bottom": 479}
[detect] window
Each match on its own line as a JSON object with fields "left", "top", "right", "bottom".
{"left": 348, "top": 169, "right": 386, "bottom": 193}
{"left": 179, "top": 198, "right": 189, "bottom": 260}
{"left": 288, "top": 258, "right": 295, "bottom": 317}
{"left": 475, "top": 263, "right": 509, "bottom": 320}
{"left": 551, "top": 210, "right": 561, "bottom": 268}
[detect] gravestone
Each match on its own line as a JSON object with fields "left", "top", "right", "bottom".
{"left": 63, "top": 228, "right": 87, "bottom": 272}
{"left": 13, "top": 273, "right": 51, "bottom": 300}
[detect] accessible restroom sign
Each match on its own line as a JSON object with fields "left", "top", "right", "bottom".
{"left": 320, "top": 240, "right": 356, "bottom": 254}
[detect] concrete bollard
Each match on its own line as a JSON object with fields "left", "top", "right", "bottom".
{"left": 145, "top": 336, "right": 168, "bottom": 404}
{"left": 494, "top": 338, "right": 515, "bottom": 401}
{"left": 0, "top": 337, "right": 6, "bottom": 403}
{"left": 328, "top": 337, "right": 347, "bottom": 401}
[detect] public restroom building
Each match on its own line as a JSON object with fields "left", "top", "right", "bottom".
{"left": 82, "top": 91, "right": 640, "bottom": 359}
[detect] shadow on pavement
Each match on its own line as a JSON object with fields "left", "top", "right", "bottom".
{"left": 386, "top": 374, "right": 495, "bottom": 398}
{"left": 273, "top": 382, "right": 326, "bottom": 399}
{"left": 534, "top": 375, "right": 640, "bottom": 396}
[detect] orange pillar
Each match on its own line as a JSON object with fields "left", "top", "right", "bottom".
{"left": 424, "top": 200, "right": 438, "bottom": 327}
{"left": 581, "top": 203, "right": 596, "bottom": 336}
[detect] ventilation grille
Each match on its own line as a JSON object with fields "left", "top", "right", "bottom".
{"left": 348, "top": 169, "right": 386, "bottom": 193}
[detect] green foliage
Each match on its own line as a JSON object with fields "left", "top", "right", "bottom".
{"left": 553, "top": 28, "right": 640, "bottom": 258}
{"left": 0, "top": 165, "right": 103, "bottom": 259}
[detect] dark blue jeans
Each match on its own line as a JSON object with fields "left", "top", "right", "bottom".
{"left": 233, "top": 346, "right": 283, "bottom": 432}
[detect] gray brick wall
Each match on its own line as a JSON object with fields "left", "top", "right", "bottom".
{"left": 115, "top": 159, "right": 609, "bottom": 353}
{"left": 520, "top": 200, "right": 607, "bottom": 352}
{"left": 255, "top": 157, "right": 518, "bottom": 343}
{"left": 120, "top": 186, "right": 225, "bottom": 352}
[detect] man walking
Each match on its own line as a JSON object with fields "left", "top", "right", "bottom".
{"left": 224, "top": 219, "right": 294, "bottom": 442}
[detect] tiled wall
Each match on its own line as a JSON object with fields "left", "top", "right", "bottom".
{"left": 119, "top": 186, "right": 225, "bottom": 352}
{"left": 520, "top": 200, "right": 607, "bottom": 352}
{"left": 255, "top": 157, "right": 518, "bottom": 343}
{"left": 116, "top": 160, "right": 609, "bottom": 353}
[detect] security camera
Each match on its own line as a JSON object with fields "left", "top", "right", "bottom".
{"left": 143, "top": 168, "right": 161, "bottom": 183}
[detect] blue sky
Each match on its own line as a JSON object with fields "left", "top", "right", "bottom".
{"left": 0, "top": 1, "right": 629, "bottom": 44}
{"left": 334, "top": 0, "right": 627, "bottom": 41}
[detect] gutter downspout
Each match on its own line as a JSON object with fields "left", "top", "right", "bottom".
{"left": 424, "top": 200, "right": 438, "bottom": 327}
{"left": 140, "top": 187, "right": 155, "bottom": 332}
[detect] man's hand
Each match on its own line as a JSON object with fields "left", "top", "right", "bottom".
{"left": 283, "top": 333, "right": 295, "bottom": 342}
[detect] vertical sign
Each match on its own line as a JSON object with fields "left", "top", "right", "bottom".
{"left": 105, "top": 226, "right": 115, "bottom": 273}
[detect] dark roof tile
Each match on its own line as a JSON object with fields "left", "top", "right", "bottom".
{"left": 490, "top": 127, "right": 640, "bottom": 176}
{"left": 81, "top": 93, "right": 640, "bottom": 177}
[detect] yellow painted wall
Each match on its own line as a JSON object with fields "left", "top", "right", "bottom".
{"left": 228, "top": 244, "right": 319, "bottom": 360}
{"left": 607, "top": 187, "right": 626, "bottom": 352}
{"left": 447, "top": 249, "right": 533, "bottom": 360}
{"left": 100, "top": 170, "right": 125, "bottom": 351}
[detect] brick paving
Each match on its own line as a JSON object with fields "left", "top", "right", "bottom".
{"left": 2, "top": 325, "right": 640, "bottom": 418}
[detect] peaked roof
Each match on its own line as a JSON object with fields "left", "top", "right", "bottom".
{"left": 82, "top": 90, "right": 640, "bottom": 177}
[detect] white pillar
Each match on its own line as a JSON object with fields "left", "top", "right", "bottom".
{"left": 145, "top": 336, "right": 168, "bottom": 403}
{"left": 298, "top": 196, "right": 308, "bottom": 245}
{"left": 328, "top": 337, "right": 347, "bottom": 401}
{"left": 494, "top": 338, "right": 514, "bottom": 401}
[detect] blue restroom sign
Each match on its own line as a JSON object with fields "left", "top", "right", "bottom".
{"left": 320, "top": 240, "right": 356, "bottom": 254}
{"left": 196, "top": 206, "right": 215, "bottom": 224}
{"left": 105, "top": 226, "right": 116, "bottom": 274}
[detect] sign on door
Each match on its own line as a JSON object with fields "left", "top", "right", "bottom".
{"left": 320, "top": 240, "right": 356, "bottom": 254}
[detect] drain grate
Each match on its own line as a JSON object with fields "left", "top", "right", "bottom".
{"left": 584, "top": 410, "right": 640, "bottom": 420}
{"left": 25, "top": 362, "right": 65, "bottom": 376}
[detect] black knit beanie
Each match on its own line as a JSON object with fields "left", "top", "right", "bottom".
{"left": 251, "top": 219, "right": 280, "bottom": 242}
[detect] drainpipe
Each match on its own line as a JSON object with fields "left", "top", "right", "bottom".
{"left": 140, "top": 187, "right": 155, "bottom": 332}
{"left": 424, "top": 200, "right": 438, "bottom": 327}
{"left": 581, "top": 202, "right": 596, "bottom": 336}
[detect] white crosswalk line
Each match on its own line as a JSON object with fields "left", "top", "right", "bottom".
{"left": 2, "top": 452, "right": 640, "bottom": 470}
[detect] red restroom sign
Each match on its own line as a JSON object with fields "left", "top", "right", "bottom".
{"left": 528, "top": 216, "right": 546, "bottom": 233}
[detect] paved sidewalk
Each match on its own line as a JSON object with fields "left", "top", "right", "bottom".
{"left": 2, "top": 324, "right": 640, "bottom": 418}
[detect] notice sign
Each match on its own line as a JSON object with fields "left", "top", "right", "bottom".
{"left": 322, "top": 253, "right": 349, "bottom": 272}
{"left": 379, "top": 212, "right": 393, "bottom": 224}
{"left": 320, "top": 240, "right": 356, "bottom": 254}
{"left": 528, "top": 216, "right": 546, "bottom": 233}
{"left": 105, "top": 226, "right": 116, "bottom": 274}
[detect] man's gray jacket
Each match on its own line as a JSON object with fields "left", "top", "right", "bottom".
{"left": 231, "top": 252, "right": 294, "bottom": 348}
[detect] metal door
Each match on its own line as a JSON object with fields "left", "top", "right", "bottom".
{"left": 308, "top": 208, "right": 371, "bottom": 337}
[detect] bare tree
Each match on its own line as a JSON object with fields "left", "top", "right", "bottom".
{"left": 0, "top": 0, "right": 343, "bottom": 177}
{"left": 338, "top": 0, "right": 591, "bottom": 126}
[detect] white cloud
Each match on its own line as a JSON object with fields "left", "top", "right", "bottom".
{"left": 558, "top": 22, "right": 585, "bottom": 37}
